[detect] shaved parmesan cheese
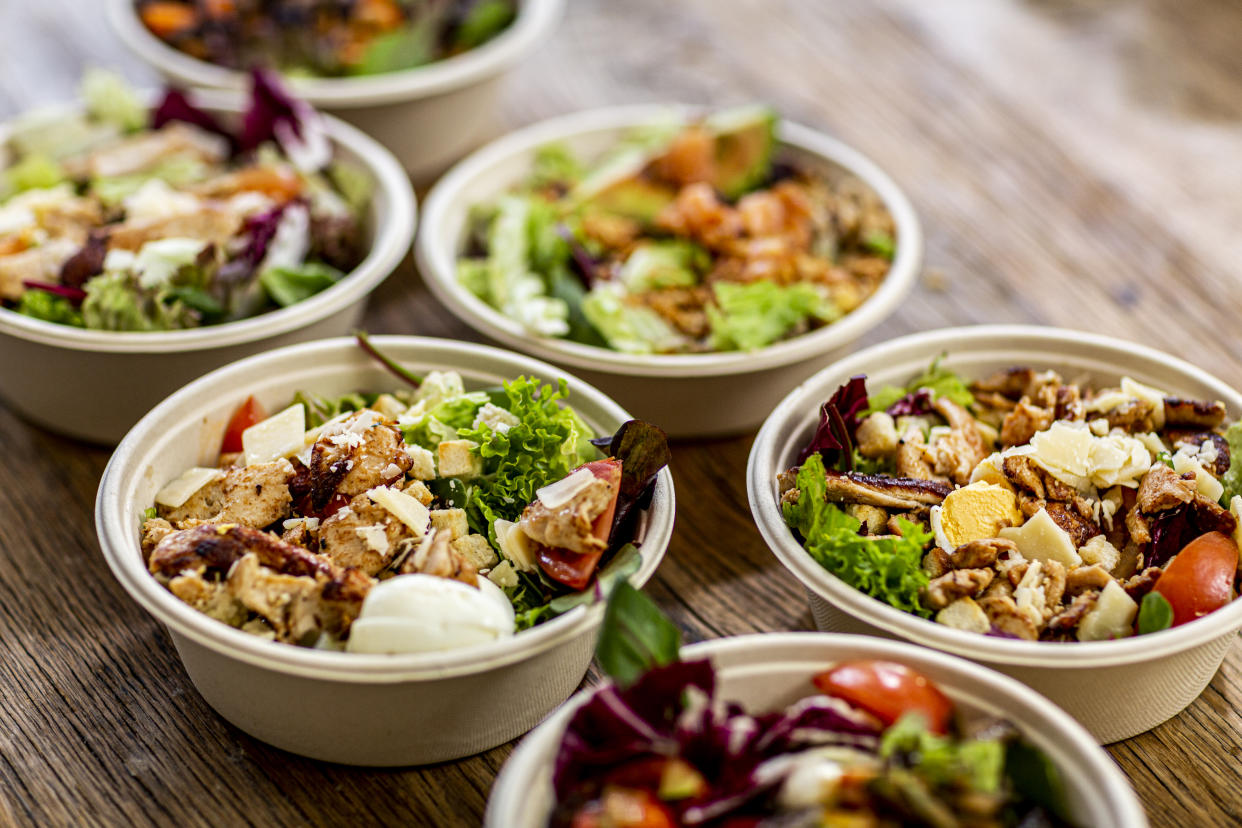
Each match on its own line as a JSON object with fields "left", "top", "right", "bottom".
{"left": 367, "top": 486, "right": 429, "bottom": 538}
{"left": 242, "top": 404, "right": 306, "bottom": 466}
{"left": 154, "top": 466, "right": 224, "bottom": 508}
{"left": 494, "top": 519, "right": 538, "bottom": 571}
{"left": 1015, "top": 421, "right": 1151, "bottom": 491}
{"left": 1172, "top": 448, "right": 1225, "bottom": 502}
{"left": 536, "top": 468, "right": 596, "bottom": 509}
{"left": 354, "top": 525, "right": 390, "bottom": 556}
{"left": 1121, "top": 377, "right": 1167, "bottom": 429}
{"left": 1077, "top": 581, "right": 1137, "bottom": 641}
{"left": 999, "top": 508, "right": 1082, "bottom": 568}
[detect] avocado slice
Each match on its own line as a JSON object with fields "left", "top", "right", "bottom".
{"left": 703, "top": 104, "right": 778, "bottom": 199}
{"left": 569, "top": 116, "right": 683, "bottom": 201}
{"left": 585, "top": 177, "right": 676, "bottom": 224}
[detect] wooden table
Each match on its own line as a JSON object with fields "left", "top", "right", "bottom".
{"left": 2, "top": 0, "right": 1241, "bottom": 825}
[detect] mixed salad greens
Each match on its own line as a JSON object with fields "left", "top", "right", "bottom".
{"left": 780, "top": 358, "right": 1242, "bottom": 642}
{"left": 140, "top": 335, "right": 671, "bottom": 649}
{"left": 136, "top": 0, "right": 517, "bottom": 77}
{"left": 549, "top": 582, "right": 1074, "bottom": 827}
{"left": 0, "top": 69, "right": 369, "bottom": 331}
{"left": 457, "top": 107, "right": 896, "bottom": 354}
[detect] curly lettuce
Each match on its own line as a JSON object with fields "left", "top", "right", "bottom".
{"left": 783, "top": 453, "right": 933, "bottom": 617}
{"left": 457, "top": 376, "right": 598, "bottom": 539}
{"left": 1220, "top": 421, "right": 1242, "bottom": 504}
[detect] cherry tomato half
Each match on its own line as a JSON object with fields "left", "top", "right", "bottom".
{"left": 812, "top": 660, "right": 953, "bottom": 735}
{"left": 220, "top": 395, "right": 266, "bottom": 455}
{"left": 536, "top": 459, "right": 622, "bottom": 590}
{"left": 1152, "top": 531, "right": 1238, "bottom": 627}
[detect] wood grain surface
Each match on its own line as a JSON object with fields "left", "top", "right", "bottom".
{"left": 2, "top": 0, "right": 1242, "bottom": 825}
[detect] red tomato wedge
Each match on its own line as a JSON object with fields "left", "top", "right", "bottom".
{"left": 220, "top": 396, "right": 266, "bottom": 455}
{"left": 536, "top": 459, "right": 622, "bottom": 591}
{"left": 812, "top": 660, "right": 953, "bottom": 735}
{"left": 1152, "top": 531, "right": 1239, "bottom": 627}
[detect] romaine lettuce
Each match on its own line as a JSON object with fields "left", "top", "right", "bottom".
{"left": 707, "top": 281, "right": 838, "bottom": 352}
{"left": 783, "top": 454, "right": 933, "bottom": 617}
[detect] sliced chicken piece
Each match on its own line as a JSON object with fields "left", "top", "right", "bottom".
{"left": 519, "top": 475, "right": 616, "bottom": 556}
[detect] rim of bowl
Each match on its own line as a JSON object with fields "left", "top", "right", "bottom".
{"left": 485, "top": 632, "right": 1148, "bottom": 828}
{"left": 107, "top": 0, "right": 566, "bottom": 107}
{"left": 416, "top": 104, "right": 924, "bottom": 379}
{"left": 747, "top": 324, "right": 1242, "bottom": 669}
{"left": 96, "top": 335, "right": 675, "bottom": 683}
{"left": 0, "top": 88, "right": 416, "bottom": 354}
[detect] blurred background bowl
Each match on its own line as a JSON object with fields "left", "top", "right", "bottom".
{"left": 748, "top": 324, "right": 1242, "bottom": 743}
{"left": 108, "top": 0, "right": 566, "bottom": 179}
{"left": 485, "top": 632, "right": 1148, "bottom": 827}
{"left": 96, "top": 335, "right": 675, "bottom": 766}
{"left": 417, "top": 104, "right": 923, "bottom": 437}
{"left": 0, "top": 90, "right": 415, "bottom": 445}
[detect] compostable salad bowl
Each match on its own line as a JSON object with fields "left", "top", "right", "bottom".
{"left": 108, "top": 0, "right": 565, "bottom": 178}
{"left": 416, "top": 105, "right": 923, "bottom": 437}
{"left": 95, "top": 335, "right": 675, "bottom": 766}
{"left": 485, "top": 633, "right": 1147, "bottom": 827}
{"left": 0, "top": 90, "right": 415, "bottom": 445}
{"left": 747, "top": 324, "right": 1242, "bottom": 743}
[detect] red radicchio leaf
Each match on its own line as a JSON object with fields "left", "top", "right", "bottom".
{"left": 556, "top": 223, "right": 598, "bottom": 288}
{"left": 56, "top": 231, "right": 109, "bottom": 291}
{"left": 796, "top": 375, "right": 870, "bottom": 470}
{"left": 1146, "top": 499, "right": 1238, "bottom": 568}
{"left": 150, "top": 88, "right": 236, "bottom": 149}
{"left": 589, "top": 420, "right": 671, "bottom": 551}
{"left": 239, "top": 69, "right": 330, "bottom": 171}
{"left": 22, "top": 281, "right": 87, "bottom": 304}
{"left": 886, "top": 388, "right": 933, "bottom": 417}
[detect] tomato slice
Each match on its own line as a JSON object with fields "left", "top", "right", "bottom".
{"left": 220, "top": 395, "right": 266, "bottom": 455}
{"left": 536, "top": 459, "right": 622, "bottom": 590}
{"left": 812, "top": 660, "right": 953, "bottom": 735}
{"left": 1152, "top": 531, "right": 1239, "bottom": 627}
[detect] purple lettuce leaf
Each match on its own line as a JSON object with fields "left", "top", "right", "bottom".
{"left": 553, "top": 658, "right": 713, "bottom": 798}
{"left": 22, "top": 281, "right": 87, "bottom": 304}
{"left": 796, "top": 375, "right": 870, "bottom": 470}
{"left": 150, "top": 88, "right": 236, "bottom": 149}
{"left": 57, "top": 232, "right": 109, "bottom": 291}
{"left": 239, "top": 69, "right": 330, "bottom": 171}
{"left": 556, "top": 223, "right": 598, "bottom": 288}
{"left": 886, "top": 388, "right": 933, "bottom": 417}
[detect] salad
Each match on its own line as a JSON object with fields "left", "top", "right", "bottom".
{"left": 140, "top": 336, "right": 670, "bottom": 651}
{"left": 135, "top": 0, "right": 517, "bottom": 77}
{"left": 779, "top": 359, "right": 1242, "bottom": 642}
{"left": 0, "top": 69, "right": 369, "bottom": 331}
{"left": 456, "top": 107, "right": 896, "bottom": 354}
{"left": 548, "top": 583, "right": 1074, "bottom": 827}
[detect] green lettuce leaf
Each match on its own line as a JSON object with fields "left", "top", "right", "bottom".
{"left": 81, "top": 69, "right": 147, "bottom": 133}
{"left": 582, "top": 283, "right": 688, "bottom": 354}
{"left": 15, "top": 290, "right": 83, "bottom": 327}
{"left": 1220, "top": 421, "right": 1242, "bottom": 503}
{"left": 596, "top": 580, "right": 681, "bottom": 688}
{"left": 707, "top": 281, "right": 839, "bottom": 352}
{"left": 260, "top": 261, "right": 344, "bottom": 307}
{"left": 2, "top": 154, "right": 66, "bottom": 196}
{"left": 783, "top": 453, "right": 933, "bottom": 616}
{"left": 619, "top": 240, "right": 708, "bottom": 292}
{"left": 880, "top": 713, "right": 1004, "bottom": 793}
{"left": 453, "top": 0, "right": 516, "bottom": 50}
{"left": 457, "top": 376, "right": 598, "bottom": 539}
{"left": 866, "top": 354, "right": 975, "bottom": 414}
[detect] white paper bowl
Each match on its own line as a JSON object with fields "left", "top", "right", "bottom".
{"left": 95, "top": 335, "right": 675, "bottom": 766}
{"left": 108, "top": 0, "right": 565, "bottom": 178}
{"left": 485, "top": 633, "right": 1147, "bottom": 827}
{"left": 747, "top": 324, "right": 1242, "bottom": 743}
{"left": 416, "top": 105, "right": 923, "bottom": 437}
{"left": 0, "top": 91, "right": 415, "bottom": 445}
